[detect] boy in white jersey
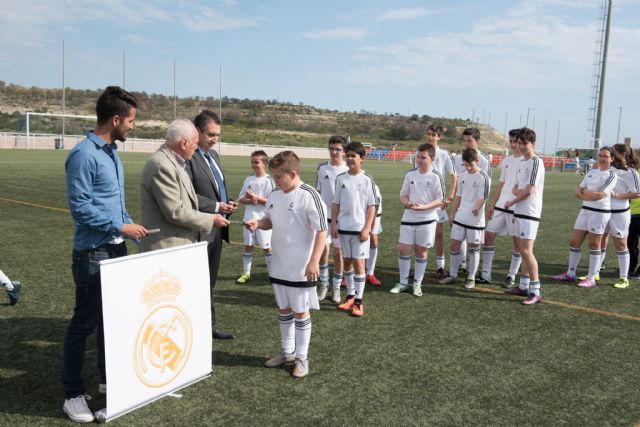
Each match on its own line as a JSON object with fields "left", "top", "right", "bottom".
{"left": 316, "top": 136, "right": 349, "bottom": 302}
{"left": 503, "top": 128, "right": 546, "bottom": 304}
{"left": 366, "top": 184, "right": 383, "bottom": 286}
{"left": 419, "top": 125, "right": 457, "bottom": 280}
{"left": 1, "top": 268, "right": 21, "bottom": 305}
{"left": 596, "top": 144, "right": 640, "bottom": 288}
{"left": 244, "top": 151, "right": 327, "bottom": 378}
{"left": 332, "top": 142, "right": 377, "bottom": 317}
{"left": 452, "top": 128, "right": 490, "bottom": 275}
{"left": 440, "top": 148, "right": 491, "bottom": 289}
{"left": 477, "top": 129, "right": 523, "bottom": 288}
{"left": 551, "top": 147, "right": 617, "bottom": 289}
{"left": 236, "top": 151, "right": 275, "bottom": 284}
{"left": 391, "top": 143, "right": 445, "bottom": 296}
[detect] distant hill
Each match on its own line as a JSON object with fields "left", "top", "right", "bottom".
{"left": 0, "top": 81, "right": 507, "bottom": 153}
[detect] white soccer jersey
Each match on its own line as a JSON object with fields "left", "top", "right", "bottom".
{"left": 400, "top": 168, "right": 445, "bottom": 223}
{"left": 265, "top": 182, "right": 327, "bottom": 285}
{"left": 453, "top": 151, "right": 490, "bottom": 175}
{"left": 496, "top": 155, "right": 523, "bottom": 209}
{"left": 579, "top": 168, "right": 617, "bottom": 211}
{"left": 415, "top": 147, "right": 455, "bottom": 177}
{"left": 513, "top": 155, "right": 545, "bottom": 220}
{"left": 453, "top": 170, "right": 490, "bottom": 228}
{"left": 333, "top": 171, "right": 377, "bottom": 232}
{"left": 239, "top": 174, "right": 276, "bottom": 221}
{"left": 611, "top": 167, "right": 640, "bottom": 210}
{"left": 316, "top": 161, "right": 349, "bottom": 219}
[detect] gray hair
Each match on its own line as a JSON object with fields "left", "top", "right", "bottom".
{"left": 165, "top": 119, "right": 196, "bottom": 147}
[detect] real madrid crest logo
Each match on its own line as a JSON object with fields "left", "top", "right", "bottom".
{"left": 134, "top": 271, "right": 193, "bottom": 388}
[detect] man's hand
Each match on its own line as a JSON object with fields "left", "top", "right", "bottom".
{"left": 304, "top": 260, "right": 320, "bottom": 282}
{"left": 213, "top": 214, "right": 231, "bottom": 228}
{"left": 244, "top": 219, "right": 258, "bottom": 232}
{"left": 218, "top": 201, "right": 238, "bottom": 214}
{"left": 121, "top": 223, "right": 148, "bottom": 239}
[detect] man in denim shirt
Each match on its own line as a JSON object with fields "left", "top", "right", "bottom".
{"left": 62, "top": 86, "right": 148, "bottom": 423}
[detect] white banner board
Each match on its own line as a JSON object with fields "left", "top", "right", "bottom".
{"left": 100, "top": 242, "right": 212, "bottom": 422}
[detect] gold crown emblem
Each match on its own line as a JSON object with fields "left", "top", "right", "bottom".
{"left": 141, "top": 271, "right": 182, "bottom": 307}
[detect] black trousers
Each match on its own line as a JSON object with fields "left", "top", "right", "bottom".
{"left": 207, "top": 233, "right": 223, "bottom": 327}
{"left": 628, "top": 215, "right": 640, "bottom": 275}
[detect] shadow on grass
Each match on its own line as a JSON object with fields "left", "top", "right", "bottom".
{"left": 216, "top": 289, "right": 275, "bottom": 309}
{"left": 0, "top": 317, "right": 83, "bottom": 421}
{"left": 213, "top": 351, "right": 266, "bottom": 369}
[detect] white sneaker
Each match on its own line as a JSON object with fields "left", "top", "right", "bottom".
{"left": 63, "top": 395, "right": 94, "bottom": 423}
{"left": 413, "top": 283, "right": 423, "bottom": 297}
{"left": 464, "top": 279, "right": 476, "bottom": 289}
{"left": 264, "top": 351, "right": 296, "bottom": 368}
{"left": 318, "top": 286, "right": 328, "bottom": 301}
{"left": 292, "top": 358, "right": 309, "bottom": 378}
{"left": 330, "top": 288, "right": 341, "bottom": 303}
{"left": 98, "top": 383, "right": 106, "bottom": 394}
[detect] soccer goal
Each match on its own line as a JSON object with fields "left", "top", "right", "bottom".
{"left": 24, "top": 112, "right": 95, "bottom": 150}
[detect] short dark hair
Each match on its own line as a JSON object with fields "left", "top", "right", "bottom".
{"left": 328, "top": 135, "right": 347, "bottom": 148}
{"left": 462, "top": 127, "right": 480, "bottom": 141}
{"left": 193, "top": 110, "right": 221, "bottom": 131}
{"left": 462, "top": 148, "right": 478, "bottom": 164}
{"left": 95, "top": 86, "right": 137, "bottom": 125}
{"left": 518, "top": 127, "right": 536, "bottom": 144}
{"left": 417, "top": 143, "right": 436, "bottom": 158}
{"left": 426, "top": 124, "right": 443, "bottom": 136}
{"left": 508, "top": 129, "right": 521, "bottom": 138}
{"left": 251, "top": 150, "right": 268, "bottom": 164}
{"left": 345, "top": 141, "right": 366, "bottom": 158}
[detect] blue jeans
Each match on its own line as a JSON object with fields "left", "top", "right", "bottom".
{"left": 62, "top": 243, "right": 127, "bottom": 398}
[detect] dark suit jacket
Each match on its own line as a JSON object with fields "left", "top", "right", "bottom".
{"left": 186, "top": 148, "right": 230, "bottom": 244}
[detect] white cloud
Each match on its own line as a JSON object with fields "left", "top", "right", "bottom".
{"left": 342, "top": 1, "right": 639, "bottom": 91}
{"left": 180, "top": 7, "right": 264, "bottom": 31}
{"left": 375, "top": 7, "right": 433, "bottom": 22}
{"left": 300, "top": 27, "right": 369, "bottom": 40}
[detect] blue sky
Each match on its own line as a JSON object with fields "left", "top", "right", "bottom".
{"left": 1, "top": 0, "right": 639, "bottom": 152}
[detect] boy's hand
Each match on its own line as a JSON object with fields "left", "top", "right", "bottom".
{"left": 472, "top": 208, "right": 480, "bottom": 217}
{"left": 305, "top": 261, "right": 320, "bottom": 282}
{"left": 331, "top": 224, "right": 338, "bottom": 239}
{"left": 487, "top": 205, "right": 495, "bottom": 220}
{"left": 244, "top": 219, "right": 258, "bottom": 231}
{"left": 359, "top": 227, "right": 371, "bottom": 242}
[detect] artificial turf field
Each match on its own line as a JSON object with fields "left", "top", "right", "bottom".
{"left": 1, "top": 149, "right": 639, "bottom": 426}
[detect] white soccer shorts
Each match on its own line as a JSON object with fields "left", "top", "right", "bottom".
{"left": 451, "top": 222, "right": 484, "bottom": 245}
{"left": 399, "top": 221, "right": 437, "bottom": 248}
{"left": 605, "top": 210, "right": 630, "bottom": 239}
{"left": 373, "top": 216, "right": 383, "bottom": 234}
{"left": 338, "top": 233, "right": 370, "bottom": 259}
{"left": 514, "top": 217, "right": 540, "bottom": 240}
{"left": 436, "top": 207, "right": 449, "bottom": 224}
{"left": 243, "top": 227, "right": 272, "bottom": 249}
{"left": 272, "top": 283, "right": 320, "bottom": 312}
{"left": 574, "top": 209, "right": 611, "bottom": 235}
{"left": 486, "top": 209, "right": 516, "bottom": 236}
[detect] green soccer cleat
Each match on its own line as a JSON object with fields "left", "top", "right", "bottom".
{"left": 236, "top": 272, "right": 250, "bottom": 284}
{"left": 390, "top": 283, "right": 409, "bottom": 294}
{"left": 614, "top": 278, "right": 629, "bottom": 289}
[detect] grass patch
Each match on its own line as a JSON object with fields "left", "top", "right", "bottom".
{"left": 1, "top": 149, "right": 639, "bottom": 425}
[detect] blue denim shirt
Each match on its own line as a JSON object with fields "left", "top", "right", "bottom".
{"left": 65, "top": 131, "right": 133, "bottom": 250}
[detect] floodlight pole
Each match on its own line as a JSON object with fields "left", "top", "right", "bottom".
{"left": 616, "top": 106, "right": 622, "bottom": 144}
{"left": 594, "top": 0, "right": 612, "bottom": 149}
{"left": 62, "top": 39, "right": 66, "bottom": 150}
{"left": 123, "top": 49, "right": 126, "bottom": 89}
{"left": 173, "top": 58, "right": 177, "bottom": 120}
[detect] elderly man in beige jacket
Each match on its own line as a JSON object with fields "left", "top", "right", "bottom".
{"left": 139, "top": 119, "right": 229, "bottom": 252}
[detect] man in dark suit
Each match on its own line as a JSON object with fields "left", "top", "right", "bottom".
{"left": 187, "top": 110, "right": 238, "bottom": 340}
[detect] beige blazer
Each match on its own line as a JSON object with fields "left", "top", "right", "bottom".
{"left": 139, "top": 144, "right": 214, "bottom": 252}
